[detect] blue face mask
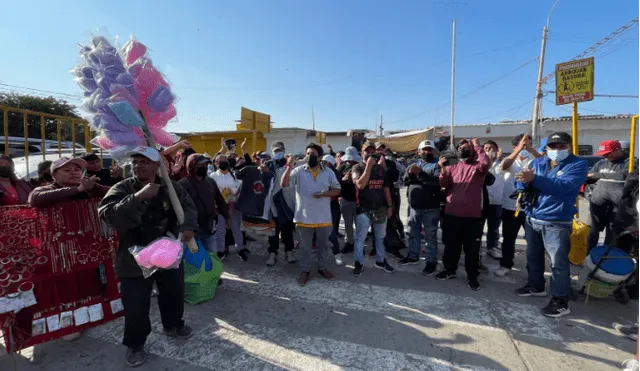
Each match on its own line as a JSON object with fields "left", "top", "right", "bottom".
{"left": 547, "top": 149, "right": 569, "bottom": 162}
{"left": 273, "top": 152, "right": 284, "bottom": 160}
{"left": 519, "top": 149, "right": 530, "bottom": 159}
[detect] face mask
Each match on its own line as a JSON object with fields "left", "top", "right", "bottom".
{"left": 0, "top": 166, "right": 12, "bottom": 178}
{"left": 41, "top": 173, "right": 53, "bottom": 182}
{"left": 489, "top": 152, "right": 497, "bottom": 160}
{"left": 218, "top": 161, "right": 230, "bottom": 171}
{"left": 273, "top": 152, "right": 284, "bottom": 160}
{"left": 195, "top": 167, "right": 208, "bottom": 177}
{"left": 547, "top": 149, "right": 569, "bottom": 162}
{"left": 519, "top": 149, "right": 530, "bottom": 159}
{"left": 228, "top": 158, "right": 237, "bottom": 168}
{"left": 458, "top": 148, "right": 471, "bottom": 159}
{"left": 422, "top": 153, "right": 434, "bottom": 162}
{"left": 306, "top": 154, "right": 319, "bottom": 168}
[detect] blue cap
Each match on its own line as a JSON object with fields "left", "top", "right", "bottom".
{"left": 537, "top": 137, "right": 548, "bottom": 153}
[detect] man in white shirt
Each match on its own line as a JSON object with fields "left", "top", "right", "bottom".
{"left": 494, "top": 134, "right": 542, "bottom": 277}
{"left": 482, "top": 141, "right": 505, "bottom": 261}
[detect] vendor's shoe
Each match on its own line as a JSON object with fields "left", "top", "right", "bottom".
{"left": 266, "top": 253, "right": 277, "bottom": 267}
{"left": 126, "top": 346, "right": 147, "bottom": 368}
{"left": 285, "top": 251, "right": 296, "bottom": 264}
{"left": 164, "top": 325, "right": 193, "bottom": 339}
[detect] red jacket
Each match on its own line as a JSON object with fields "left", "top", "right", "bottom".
{"left": 439, "top": 145, "right": 489, "bottom": 218}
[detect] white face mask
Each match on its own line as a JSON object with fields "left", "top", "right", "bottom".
{"left": 547, "top": 149, "right": 569, "bottom": 162}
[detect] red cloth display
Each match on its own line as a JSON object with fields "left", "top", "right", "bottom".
{"left": 0, "top": 199, "right": 122, "bottom": 352}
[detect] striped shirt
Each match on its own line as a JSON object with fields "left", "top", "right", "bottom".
{"left": 288, "top": 164, "right": 341, "bottom": 227}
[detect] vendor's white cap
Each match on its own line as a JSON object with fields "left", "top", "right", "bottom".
{"left": 322, "top": 154, "right": 336, "bottom": 166}
{"left": 126, "top": 146, "right": 160, "bottom": 162}
{"left": 418, "top": 140, "right": 438, "bottom": 152}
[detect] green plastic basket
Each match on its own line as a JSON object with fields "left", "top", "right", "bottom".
{"left": 184, "top": 252, "right": 223, "bottom": 305}
{"left": 584, "top": 278, "right": 621, "bottom": 299}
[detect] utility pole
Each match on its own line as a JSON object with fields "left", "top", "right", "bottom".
{"left": 312, "top": 106, "right": 315, "bottom": 131}
{"left": 531, "top": 0, "right": 560, "bottom": 145}
{"left": 379, "top": 115, "right": 384, "bottom": 137}
{"left": 450, "top": 19, "right": 456, "bottom": 149}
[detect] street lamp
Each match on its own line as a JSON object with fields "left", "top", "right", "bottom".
{"left": 531, "top": 0, "right": 560, "bottom": 146}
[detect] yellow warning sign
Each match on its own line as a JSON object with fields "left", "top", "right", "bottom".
{"left": 555, "top": 57, "right": 594, "bottom": 105}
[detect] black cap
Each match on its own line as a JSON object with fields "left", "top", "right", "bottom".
{"left": 81, "top": 152, "right": 99, "bottom": 162}
{"left": 546, "top": 132, "right": 572, "bottom": 146}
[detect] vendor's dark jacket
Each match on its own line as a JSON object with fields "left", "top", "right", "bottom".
{"left": 98, "top": 176, "right": 198, "bottom": 278}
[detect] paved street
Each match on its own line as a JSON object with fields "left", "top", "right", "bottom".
{"left": 1, "top": 197, "right": 637, "bottom": 371}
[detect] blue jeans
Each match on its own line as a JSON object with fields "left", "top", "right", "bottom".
{"left": 197, "top": 232, "right": 217, "bottom": 253}
{"left": 524, "top": 218, "right": 572, "bottom": 299}
{"left": 482, "top": 205, "right": 502, "bottom": 252}
{"left": 354, "top": 213, "right": 386, "bottom": 264}
{"left": 407, "top": 208, "right": 440, "bottom": 263}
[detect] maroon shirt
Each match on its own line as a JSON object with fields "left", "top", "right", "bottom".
{"left": 439, "top": 145, "right": 490, "bottom": 218}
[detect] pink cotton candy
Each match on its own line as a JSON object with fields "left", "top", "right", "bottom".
{"left": 147, "top": 238, "right": 182, "bottom": 268}
{"left": 135, "top": 246, "right": 156, "bottom": 268}
{"left": 149, "top": 128, "right": 175, "bottom": 147}
{"left": 122, "top": 39, "right": 147, "bottom": 66}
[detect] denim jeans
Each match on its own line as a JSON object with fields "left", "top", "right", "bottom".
{"left": 197, "top": 232, "right": 217, "bottom": 253}
{"left": 481, "top": 204, "right": 502, "bottom": 253}
{"left": 354, "top": 213, "right": 386, "bottom": 264}
{"left": 524, "top": 218, "right": 572, "bottom": 299}
{"left": 407, "top": 208, "right": 440, "bottom": 263}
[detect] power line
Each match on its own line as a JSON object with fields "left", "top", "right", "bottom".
{"left": 384, "top": 57, "right": 538, "bottom": 126}
{"left": 0, "top": 82, "right": 83, "bottom": 100}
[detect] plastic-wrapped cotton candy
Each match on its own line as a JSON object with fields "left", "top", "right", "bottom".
{"left": 129, "top": 237, "right": 184, "bottom": 278}
{"left": 108, "top": 101, "right": 144, "bottom": 127}
{"left": 121, "top": 38, "right": 147, "bottom": 66}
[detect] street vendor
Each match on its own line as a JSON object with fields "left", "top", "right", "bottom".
{"left": 28, "top": 157, "right": 109, "bottom": 207}
{"left": 98, "top": 146, "right": 198, "bottom": 368}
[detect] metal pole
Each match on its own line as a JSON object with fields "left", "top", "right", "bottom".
{"left": 572, "top": 102, "right": 579, "bottom": 213}
{"left": 630, "top": 115, "right": 637, "bottom": 173}
{"left": 450, "top": 19, "right": 456, "bottom": 149}
{"left": 379, "top": 115, "right": 384, "bottom": 137}
{"left": 531, "top": 26, "right": 548, "bottom": 145}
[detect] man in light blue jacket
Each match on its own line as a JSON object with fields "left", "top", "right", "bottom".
{"left": 514, "top": 132, "right": 588, "bottom": 318}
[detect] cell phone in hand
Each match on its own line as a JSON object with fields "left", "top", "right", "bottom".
{"left": 441, "top": 151, "right": 459, "bottom": 166}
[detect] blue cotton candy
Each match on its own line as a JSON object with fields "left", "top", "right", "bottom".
{"left": 108, "top": 101, "right": 144, "bottom": 127}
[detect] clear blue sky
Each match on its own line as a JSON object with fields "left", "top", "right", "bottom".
{"left": 1, "top": 0, "right": 638, "bottom": 134}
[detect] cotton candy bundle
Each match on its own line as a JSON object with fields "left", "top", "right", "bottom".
{"left": 73, "top": 35, "right": 177, "bottom": 151}
{"left": 132, "top": 238, "right": 183, "bottom": 269}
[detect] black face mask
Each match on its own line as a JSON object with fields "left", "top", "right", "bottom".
{"left": 218, "top": 161, "right": 230, "bottom": 171}
{"left": 458, "top": 148, "right": 471, "bottom": 159}
{"left": 228, "top": 158, "right": 237, "bottom": 168}
{"left": 306, "top": 155, "right": 319, "bottom": 167}
{"left": 195, "top": 167, "right": 208, "bottom": 178}
{"left": 0, "top": 166, "right": 12, "bottom": 178}
{"left": 422, "top": 153, "right": 434, "bottom": 162}
{"left": 41, "top": 173, "right": 53, "bottom": 182}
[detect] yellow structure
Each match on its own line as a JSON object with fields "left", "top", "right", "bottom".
{"left": 180, "top": 130, "right": 267, "bottom": 157}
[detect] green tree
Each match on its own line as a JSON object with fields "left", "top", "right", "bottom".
{"left": 0, "top": 93, "right": 86, "bottom": 143}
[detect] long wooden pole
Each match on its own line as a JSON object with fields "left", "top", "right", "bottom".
{"left": 140, "top": 123, "right": 198, "bottom": 253}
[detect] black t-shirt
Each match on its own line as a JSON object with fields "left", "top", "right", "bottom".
{"left": 338, "top": 162, "right": 357, "bottom": 201}
{"left": 353, "top": 163, "right": 390, "bottom": 213}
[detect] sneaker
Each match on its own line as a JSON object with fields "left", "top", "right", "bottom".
{"left": 126, "top": 346, "right": 147, "bottom": 368}
{"left": 216, "top": 251, "right": 226, "bottom": 261}
{"left": 540, "top": 297, "right": 571, "bottom": 318}
{"left": 613, "top": 323, "right": 639, "bottom": 341}
{"left": 285, "top": 251, "right": 296, "bottom": 264}
{"left": 487, "top": 248, "right": 502, "bottom": 260}
{"left": 334, "top": 253, "right": 344, "bottom": 266}
{"left": 622, "top": 359, "right": 640, "bottom": 371}
{"left": 398, "top": 257, "right": 420, "bottom": 266}
{"left": 515, "top": 285, "right": 547, "bottom": 297}
{"left": 237, "top": 248, "right": 249, "bottom": 262}
{"left": 341, "top": 242, "right": 354, "bottom": 253}
{"left": 266, "top": 253, "right": 277, "bottom": 267}
{"left": 468, "top": 278, "right": 480, "bottom": 291}
{"left": 422, "top": 261, "right": 437, "bottom": 275}
{"left": 352, "top": 261, "right": 364, "bottom": 277}
{"left": 494, "top": 266, "right": 511, "bottom": 277}
{"left": 478, "top": 260, "right": 489, "bottom": 272}
{"left": 164, "top": 325, "right": 193, "bottom": 339}
{"left": 435, "top": 271, "right": 457, "bottom": 280}
{"left": 374, "top": 260, "right": 395, "bottom": 274}
{"left": 297, "top": 272, "right": 310, "bottom": 286}
{"left": 318, "top": 269, "right": 335, "bottom": 280}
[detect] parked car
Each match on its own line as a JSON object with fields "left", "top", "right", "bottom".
{"left": 13, "top": 152, "right": 131, "bottom": 180}
{"left": 1, "top": 136, "right": 85, "bottom": 158}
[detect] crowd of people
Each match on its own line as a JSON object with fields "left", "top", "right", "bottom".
{"left": 0, "top": 131, "right": 637, "bottom": 368}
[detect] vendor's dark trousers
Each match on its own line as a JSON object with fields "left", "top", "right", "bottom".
{"left": 268, "top": 219, "right": 295, "bottom": 254}
{"left": 120, "top": 265, "right": 185, "bottom": 348}
{"left": 442, "top": 215, "right": 483, "bottom": 280}
{"left": 500, "top": 209, "right": 525, "bottom": 269}
{"left": 587, "top": 201, "right": 615, "bottom": 251}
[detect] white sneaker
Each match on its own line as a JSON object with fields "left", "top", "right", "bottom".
{"left": 623, "top": 359, "right": 639, "bottom": 371}
{"left": 494, "top": 266, "right": 511, "bottom": 277}
{"left": 487, "top": 249, "right": 502, "bottom": 260}
{"left": 266, "top": 253, "right": 277, "bottom": 267}
{"left": 285, "top": 251, "right": 296, "bottom": 264}
{"left": 334, "top": 253, "right": 344, "bottom": 266}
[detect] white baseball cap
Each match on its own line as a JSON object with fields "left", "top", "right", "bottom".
{"left": 125, "top": 146, "right": 160, "bottom": 162}
{"left": 322, "top": 154, "right": 336, "bottom": 166}
{"left": 418, "top": 140, "right": 438, "bottom": 152}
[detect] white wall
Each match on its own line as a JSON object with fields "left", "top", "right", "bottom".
{"left": 325, "top": 134, "right": 352, "bottom": 153}
{"left": 264, "top": 131, "right": 308, "bottom": 155}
